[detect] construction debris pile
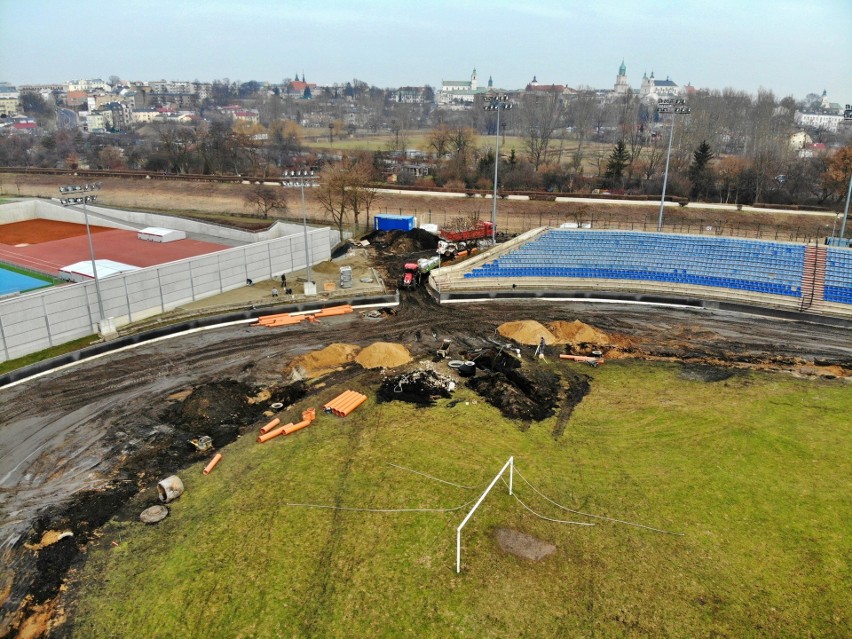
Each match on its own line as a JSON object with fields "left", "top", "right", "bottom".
{"left": 377, "top": 369, "right": 456, "bottom": 405}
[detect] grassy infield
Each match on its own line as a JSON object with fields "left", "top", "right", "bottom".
{"left": 72, "top": 360, "right": 850, "bottom": 638}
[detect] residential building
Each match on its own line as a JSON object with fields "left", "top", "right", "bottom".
{"left": 66, "top": 79, "right": 110, "bottom": 92}
{"left": 0, "top": 83, "right": 20, "bottom": 116}
{"left": 794, "top": 110, "right": 844, "bottom": 133}
{"left": 525, "top": 76, "right": 570, "bottom": 95}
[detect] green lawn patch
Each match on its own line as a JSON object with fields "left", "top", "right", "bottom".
{"left": 0, "top": 335, "right": 99, "bottom": 376}
{"left": 72, "top": 361, "right": 851, "bottom": 638}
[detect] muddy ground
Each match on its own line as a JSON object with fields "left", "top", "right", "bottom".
{"left": 1, "top": 289, "right": 852, "bottom": 636}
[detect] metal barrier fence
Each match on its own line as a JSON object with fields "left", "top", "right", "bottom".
{"left": 0, "top": 227, "right": 338, "bottom": 363}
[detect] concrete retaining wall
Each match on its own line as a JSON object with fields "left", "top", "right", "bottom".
{"left": 0, "top": 199, "right": 314, "bottom": 242}
{"left": 0, "top": 227, "right": 337, "bottom": 362}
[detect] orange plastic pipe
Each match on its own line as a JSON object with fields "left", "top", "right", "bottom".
{"left": 302, "top": 407, "right": 316, "bottom": 422}
{"left": 559, "top": 354, "right": 601, "bottom": 362}
{"left": 314, "top": 306, "right": 353, "bottom": 318}
{"left": 331, "top": 393, "right": 362, "bottom": 416}
{"left": 333, "top": 393, "right": 366, "bottom": 416}
{"left": 203, "top": 453, "right": 222, "bottom": 475}
{"left": 257, "top": 423, "right": 291, "bottom": 443}
{"left": 263, "top": 316, "right": 305, "bottom": 327}
{"left": 283, "top": 419, "right": 311, "bottom": 435}
{"left": 259, "top": 417, "right": 281, "bottom": 434}
{"left": 324, "top": 390, "right": 357, "bottom": 411}
{"left": 322, "top": 392, "right": 348, "bottom": 411}
{"left": 338, "top": 395, "right": 368, "bottom": 417}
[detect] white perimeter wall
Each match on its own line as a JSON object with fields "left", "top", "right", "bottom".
{"left": 0, "top": 199, "right": 322, "bottom": 242}
{"left": 0, "top": 227, "right": 338, "bottom": 362}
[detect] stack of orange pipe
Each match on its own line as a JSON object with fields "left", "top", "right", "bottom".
{"left": 254, "top": 305, "right": 353, "bottom": 328}
{"left": 323, "top": 390, "right": 368, "bottom": 417}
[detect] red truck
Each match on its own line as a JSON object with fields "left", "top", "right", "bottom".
{"left": 440, "top": 220, "right": 494, "bottom": 243}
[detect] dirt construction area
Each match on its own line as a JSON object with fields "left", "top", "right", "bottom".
{"left": 0, "top": 178, "right": 851, "bottom": 636}
{"left": 1, "top": 286, "right": 851, "bottom": 636}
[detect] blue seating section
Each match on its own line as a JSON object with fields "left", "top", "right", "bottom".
{"left": 464, "top": 230, "right": 806, "bottom": 298}
{"left": 824, "top": 248, "right": 852, "bottom": 304}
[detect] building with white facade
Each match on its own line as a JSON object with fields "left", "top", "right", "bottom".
{"left": 639, "top": 72, "right": 682, "bottom": 100}
{"left": 439, "top": 69, "right": 488, "bottom": 106}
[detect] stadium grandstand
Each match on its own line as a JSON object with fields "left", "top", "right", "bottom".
{"left": 432, "top": 228, "right": 852, "bottom": 318}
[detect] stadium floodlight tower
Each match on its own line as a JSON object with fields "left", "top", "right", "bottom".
{"left": 59, "top": 182, "right": 106, "bottom": 328}
{"left": 838, "top": 104, "right": 852, "bottom": 244}
{"left": 656, "top": 98, "right": 691, "bottom": 231}
{"left": 483, "top": 94, "right": 513, "bottom": 245}
{"left": 282, "top": 170, "right": 319, "bottom": 293}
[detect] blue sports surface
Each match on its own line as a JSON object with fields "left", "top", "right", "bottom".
{"left": 0, "top": 265, "right": 52, "bottom": 296}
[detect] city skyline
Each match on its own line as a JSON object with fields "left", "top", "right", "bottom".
{"left": 1, "top": 0, "right": 850, "bottom": 101}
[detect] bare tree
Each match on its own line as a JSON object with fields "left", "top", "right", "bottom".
{"left": 316, "top": 163, "right": 350, "bottom": 236}
{"left": 244, "top": 184, "right": 288, "bottom": 218}
{"left": 521, "top": 88, "right": 565, "bottom": 170}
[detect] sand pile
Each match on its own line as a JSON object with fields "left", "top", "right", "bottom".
{"left": 286, "top": 343, "right": 360, "bottom": 379}
{"left": 547, "top": 320, "right": 610, "bottom": 346}
{"left": 497, "top": 321, "right": 558, "bottom": 345}
{"left": 355, "top": 342, "right": 412, "bottom": 369}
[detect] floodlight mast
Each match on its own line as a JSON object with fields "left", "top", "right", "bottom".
{"left": 656, "top": 99, "right": 690, "bottom": 231}
{"left": 484, "top": 94, "right": 512, "bottom": 245}
{"left": 60, "top": 182, "right": 105, "bottom": 326}
{"left": 456, "top": 456, "right": 513, "bottom": 574}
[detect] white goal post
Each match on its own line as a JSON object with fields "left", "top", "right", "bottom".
{"left": 456, "top": 456, "right": 513, "bottom": 573}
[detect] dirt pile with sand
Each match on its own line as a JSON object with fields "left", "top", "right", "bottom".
{"left": 547, "top": 320, "right": 610, "bottom": 345}
{"left": 497, "top": 320, "right": 558, "bottom": 345}
{"left": 285, "top": 343, "right": 361, "bottom": 379}
{"left": 355, "top": 342, "right": 412, "bottom": 369}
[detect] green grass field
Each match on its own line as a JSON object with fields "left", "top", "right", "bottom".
{"left": 72, "top": 361, "right": 851, "bottom": 638}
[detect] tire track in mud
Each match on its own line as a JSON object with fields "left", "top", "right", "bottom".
{"left": 299, "top": 401, "right": 366, "bottom": 639}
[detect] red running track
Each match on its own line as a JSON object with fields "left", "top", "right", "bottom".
{"left": 0, "top": 229, "right": 229, "bottom": 276}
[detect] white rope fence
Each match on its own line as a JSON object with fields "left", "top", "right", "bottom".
{"left": 513, "top": 465, "right": 684, "bottom": 536}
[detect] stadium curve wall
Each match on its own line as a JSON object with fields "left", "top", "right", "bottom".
{"left": 1, "top": 199, "right": 318, "bottom": 243}
{"left": 0, "top": 227, "right": 337, "bottom": 363}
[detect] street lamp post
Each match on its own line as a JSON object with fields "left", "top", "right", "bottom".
{"left": 656, "top": 98, "right": 691, "bottom": 231}
{"left": 59, "top": 182, "right": 106, "bottom": 327}
{"left": 484, "top": 94, "right": 512, "bottom": 245}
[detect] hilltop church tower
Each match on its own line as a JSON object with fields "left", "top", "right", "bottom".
{"left": 613, "top": 59, "right": 630, "bottom": 95}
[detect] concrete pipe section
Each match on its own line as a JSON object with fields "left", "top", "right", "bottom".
{"left": 157, "top": 475, "right": 185, "bottom": 503}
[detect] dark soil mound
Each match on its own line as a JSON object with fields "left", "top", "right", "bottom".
{"left": 679, "top": 364, "right": 735, "bottom": 382}
{"left": 468, "top": 365, "right": 560, "bottom": 421}
{"left": 377, "top": 369, "right": 455, "bottom": 406}
{"left": 363, "top": 228, "right": 439, "bottom": 253}
{"left": 161, "top": 380, "right": 267, "bottom": 446}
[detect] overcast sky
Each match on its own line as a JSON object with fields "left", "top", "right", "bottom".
{"left": 1, "top": 0, "right": 850, "bottom": 101}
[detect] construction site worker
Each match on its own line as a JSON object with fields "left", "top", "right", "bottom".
{"left": 271, "top": 287, "right": 279, "bottom": 297}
